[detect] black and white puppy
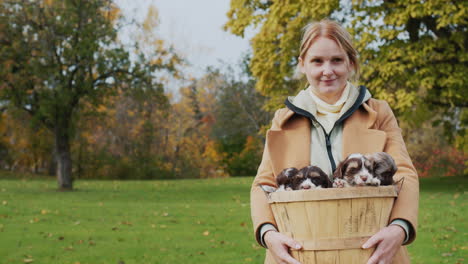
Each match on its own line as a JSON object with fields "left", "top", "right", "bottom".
{"left": 333, "top": 153, "right": 378, "bottom": 187}
{"left": 276, "top": 167, "right": 300, "bottom": 191}
{"left": 294, "top": 165, "right": 332, "bottom": 190}
{"left": 365, "top": 152, "right": 397, "bottom": 186}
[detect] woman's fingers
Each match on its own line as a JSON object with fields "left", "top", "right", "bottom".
{"left": 283, "top": 235, "right": 302, "bottom": 250}
{"left": 362, "top": 232, "right": 382, "bottom": 249}
{"left": 264, "top": 231, "right": 302, "bottom": 264}
{"left": 364, "top": 225, "right": 406, "bottom": 264}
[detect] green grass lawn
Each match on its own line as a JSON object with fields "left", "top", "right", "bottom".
{"left": 0, "top": 175, "right": 466, "bottom": 264}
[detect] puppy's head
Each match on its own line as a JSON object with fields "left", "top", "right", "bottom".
{"left": 294, "top": 165, "right": 332, "bottom": 190}
{"left": 334, "top": 153, "right": 374, "bottom": 186}
{"left": 276, "top": 167, "right": 299, "bottom": 191}
{"left": 366, "top": 152, "right": 397, "bottom": 186}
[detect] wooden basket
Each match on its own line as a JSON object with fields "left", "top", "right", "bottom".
{"left": 268, "top": 186, "right": 397, "bottom": 264}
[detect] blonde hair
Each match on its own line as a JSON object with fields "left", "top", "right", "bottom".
{"left": 296, "top": 19, "right": 359, "bottom": 81}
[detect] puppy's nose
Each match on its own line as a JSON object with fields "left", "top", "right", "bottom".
{"left": 360, "top": 175, "right": 368, "bottom": 182}
{"left": 302, "top": 185, "right": 311, "bottom": 190}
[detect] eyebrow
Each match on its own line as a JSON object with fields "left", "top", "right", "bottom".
{"left": 308, "top": 54, "right": 346, "bottom": 58}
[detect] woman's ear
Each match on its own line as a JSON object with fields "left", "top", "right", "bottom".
{"left": 298, "top": 57, "right": 305, "bottom": 74}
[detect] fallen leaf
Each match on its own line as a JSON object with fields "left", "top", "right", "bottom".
{"left": 2, "top": 201, "right": 7, "bottom": 205}
{"left": 23, "top": 259, "right": 34, "bottom": 263}
{"left": 40, "top": 210, "right": 48, "bottom": 215}
{"left": 442, "top": 252, "right": 453, "bottom": 257}
{"left": 453, "top": 193, "right": 460, "bottom": 199}
{"left": 203, "top": 231, "right": 209, "bottom": 236}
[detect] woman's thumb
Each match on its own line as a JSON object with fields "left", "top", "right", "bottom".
{"left": 284, "top": 237, "right": 302, "bottom": 250}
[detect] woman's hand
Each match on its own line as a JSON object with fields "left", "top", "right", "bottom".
{"left": 264, "top": 231, "right": 302, "bottom": 264}
{"left": 362, "top": 225, "right": 406, "bottom": 264}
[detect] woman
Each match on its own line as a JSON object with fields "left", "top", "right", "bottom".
{"left": 251, "top": 19, "right": 419, "bottom": 264}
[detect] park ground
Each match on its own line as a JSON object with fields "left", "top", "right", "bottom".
{"left": 0, "top": 174, "right": 466, "bottom": 264}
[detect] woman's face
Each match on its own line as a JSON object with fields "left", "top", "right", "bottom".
{"left": 299, "top": 37, "right": 352, "bottom": 104}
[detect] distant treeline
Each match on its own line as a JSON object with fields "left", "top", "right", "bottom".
{"left": 0, "top": 0, "right": 466, "bottom": 187}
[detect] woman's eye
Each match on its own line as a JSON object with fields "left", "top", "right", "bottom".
{"left": 332, "top": 58, "right": 343, "bottom": 62}
{"left": 311, "top": 58, "right": 322, "bottom": 63}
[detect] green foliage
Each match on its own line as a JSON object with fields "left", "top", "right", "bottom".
{"left": 225, "top": 0, "right": 468, "bottom": 141}
{"left": 226, "top": 136, "right": 264, "bottom": 177}
{"left": 0, "top": 0, "right": 179, "bottom": 186}
{"left": 0, "top": 0, "right": 130, "bottom": 129}
{"left": 208, "top": 61, "right": 272, "bottom": 176}
{"left": 225, "top": 0, "right": 340, "bottom": 106}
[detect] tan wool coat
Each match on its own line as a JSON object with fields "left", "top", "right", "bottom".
{"left": 251, "top": 98, "right": 419, "bottom": 264}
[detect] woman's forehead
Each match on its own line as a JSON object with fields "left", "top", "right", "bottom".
{"left": 304, "top": 37, "right": 347, "bottom": 57}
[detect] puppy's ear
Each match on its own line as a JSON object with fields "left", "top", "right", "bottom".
{"left": 276, "top": 171, "right": 286, "bottom": 186}
{"left": 296, "top": 168, "right": 305, "bottom": 179}
{"left": 333, "top": 160, "right": 346, "bottom": 179}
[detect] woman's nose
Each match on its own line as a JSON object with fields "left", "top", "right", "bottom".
{"left": 322, "top": 63, "right": 334, "bottom": 76}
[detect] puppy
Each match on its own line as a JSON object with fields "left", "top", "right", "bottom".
{"left": 333, "top": 153, "right": 379, "bottom": 187}
{"left": 294, "top": 165, "right": 332, "bottom": 190}
{"left": 276, "top": 167, "right": 300, "bottom": 191}
{"left": 365, "top": 152, "right": 397, "bottom": 186}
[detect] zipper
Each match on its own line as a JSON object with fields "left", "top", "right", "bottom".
{"left": 284, "top": 85, "right": 367, "bottom": 174}
{"left": 324, "top": 133, "right": 336, "bottom": 171}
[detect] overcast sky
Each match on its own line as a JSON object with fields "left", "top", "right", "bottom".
{"left": 115, "top": 0, "right": 253, "bottom": 78}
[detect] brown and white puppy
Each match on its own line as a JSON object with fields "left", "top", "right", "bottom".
{"left": 333, "top": 153, "right": 379, "bottom": 187}
{"left": 294, "top": 165, "right": 332, "bottom": 190}
{"left": 365, "top": 152, "right": 397, "bottom": 186}
{"left": 276, "top": 167, "right": 300, "bottom": 191}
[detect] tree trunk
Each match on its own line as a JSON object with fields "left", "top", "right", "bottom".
{"left": 55, "top": 126, "right": 73, "bottom": 190}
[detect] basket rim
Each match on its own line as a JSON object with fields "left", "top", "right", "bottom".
{"left": 268, "top": 186, "right": 397, "bottom": 203}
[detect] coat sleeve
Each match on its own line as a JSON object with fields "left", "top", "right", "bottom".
{"left": 374, "top": 100, "right": 419, "bottom": 245}
{"left": 250, "top": 109, "right": 286, "bottom": 246}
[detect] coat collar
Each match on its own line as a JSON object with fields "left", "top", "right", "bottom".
{"left": 267, "top": 99, "right": 386, "bottom": 176}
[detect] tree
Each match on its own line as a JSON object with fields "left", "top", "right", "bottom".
{"left": 209, "top": 61, "right": 271, "bottom": 175}
{"left": 224, "top": 0, "right": 467, "bottom": 142}
{"left": 0, "top": 0, "right": 176, "bottom": 189}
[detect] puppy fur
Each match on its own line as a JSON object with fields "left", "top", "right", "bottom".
{"left": 276, "top": 167, "right": 299, "bottom": 191}
{"left": 294, "top": 165, "right": 332, "bottom": 190}
{"left": 333, "top": 152, "right": 397, "bottom": 187}
{"left": 365, "top": 152, "right": 397, "bottom": 186}
{"left": 333, "top": 153, "right": 378, "bottom": 187}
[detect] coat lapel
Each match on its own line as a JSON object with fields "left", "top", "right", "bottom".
{"left": 265, "top": 101, "right": 387, "bottom": 177}
{"left": 342, "top": 102, "right": 387, "bottom": 157}
{"left": 266, "top": 115, "right": 311, "bottom": 176}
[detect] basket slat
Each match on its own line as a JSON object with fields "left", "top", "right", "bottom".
{"left": 268, "top": 186, "right": 397, "bottom": 264}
